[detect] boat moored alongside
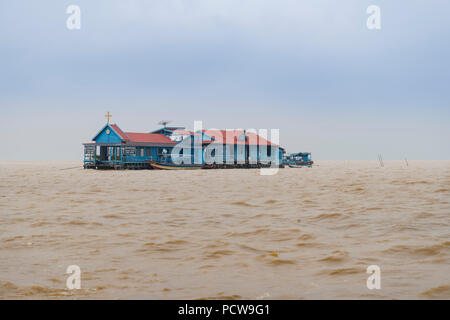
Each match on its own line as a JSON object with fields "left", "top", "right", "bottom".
{"left": 149, "top": 161, "right": 204, "bottom": 170}
{"left": 284, "top": 152, "right": 314, "bottom": 168}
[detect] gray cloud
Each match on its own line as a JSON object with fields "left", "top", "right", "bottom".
{"left": 0, "top": 1, "right": 449, "bottom": 160}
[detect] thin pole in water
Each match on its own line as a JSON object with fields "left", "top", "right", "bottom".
{"left": 378, "top": 154, "right": 384, "bottom": 167}
{"left": 59, "top": 166, "right": 82, "bottom": 170}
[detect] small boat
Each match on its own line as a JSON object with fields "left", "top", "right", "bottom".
{"left": 288, "top": 163, "right": 306, "bottom": 168}
{"left": 284, "top": 152, "right": 314, "bottom": 168}
{"left": 288, "top": 161, "right": 313, "bottom": 168}
{"left": 149, "top": 161, "right": 203, "bottom": 170}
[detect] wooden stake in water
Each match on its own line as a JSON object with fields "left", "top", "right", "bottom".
{"left": 378, "top": 154, "right": 384, "bottom": 167}
{"left": 405, "top": 157, "right": 409, "bottom": 167}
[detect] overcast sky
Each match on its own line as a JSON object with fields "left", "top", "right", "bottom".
{"left": 0, "top": 1, "right": 449, "bottom": 160}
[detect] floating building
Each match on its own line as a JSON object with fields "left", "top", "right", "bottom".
{"left": 283, "top": 152, "right": 314, "bottom": 168}
{"left": 83, "top": 116, "right": 285, "bottom": 170}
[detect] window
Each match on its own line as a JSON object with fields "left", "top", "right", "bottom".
{"left": 140, "top": 148, "right": 144, "bottom": 157}
{"left": 146, "top": 148, "right": 150, "bottom": 157}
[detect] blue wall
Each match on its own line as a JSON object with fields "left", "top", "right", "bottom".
{"left": 94, "top": 125, "right": 123, "bottom": 144}
{"left": 124, "top": 146, "right": 169, "bottom": 163}
{"left": 88, "top": 126, "right": 282, "bottom": 165}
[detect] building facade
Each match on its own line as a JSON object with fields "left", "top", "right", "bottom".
{"left": 83, "top": 123, "right": 284, "bottom": 169}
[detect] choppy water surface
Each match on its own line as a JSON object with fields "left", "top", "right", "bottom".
{"left": 0, "top": 160, "right": 449, "bottom": 299}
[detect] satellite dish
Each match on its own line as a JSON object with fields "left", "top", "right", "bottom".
{"left": 158, "top": 120, "right": 172, "bottom": 128}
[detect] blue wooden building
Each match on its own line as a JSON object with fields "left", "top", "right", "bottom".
{"left": 83, "top": 123, "right": 178, "bottom": 169}
{"left": 198, "top": 129, "right": 284, "bottom": 167}
{"left": 83, "top": 118, "right": 285, "bottom": 169}
{"left": 283, "top": 152, "right": 313, "bottom": 167}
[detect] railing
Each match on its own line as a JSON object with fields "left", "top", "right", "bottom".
{"left": 85, "top": 156, "right": 158, "bottom": 164}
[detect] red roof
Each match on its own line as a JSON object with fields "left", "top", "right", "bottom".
{"left": 110, "top": 124, "right": 130, "bottom": 141}
{"left": 98, "top": 124, "right": 276, "bottom": 146}
{"left": 171, "top": 129, "right": 201, "bottom": 136}
{"left": 125, "top": 132, "right": 176, "bottom": 144}
{"left": 202, "top": 130, "right": 278, "bottom": 146}
{"left": 108, "top": 124, "right": 176, "bottom": 145}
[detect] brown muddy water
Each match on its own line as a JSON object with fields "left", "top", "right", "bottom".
{"left": 0, "top": 160, "right": 449, "bottom": 299}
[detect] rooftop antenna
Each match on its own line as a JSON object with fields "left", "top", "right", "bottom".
{"left": 158, "top": 120, "right": 172, "bottom": 128}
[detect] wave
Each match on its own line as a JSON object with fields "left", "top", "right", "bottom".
{"left": 231, "top": 201, "right": 259, "bottom": 207}
{"left": 421, "top": 284, "right": 450, "bottom": 298}
{"left": 383, "top": 242, "right": 450, "bottom": 256}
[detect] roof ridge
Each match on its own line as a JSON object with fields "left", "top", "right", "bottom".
{"left": 125, "top": 131, "right": 166, "bottom": 135}
{"left": 110, "top": 123, "right": 130, "bottom": 141}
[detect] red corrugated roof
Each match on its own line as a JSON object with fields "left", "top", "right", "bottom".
{"left": 172, "top": 129, "right": 201, "bottom": 136}
{"left": 125, "top": 132, "right": 177, "bottom": 144}
{"left": 109, "top": 124, "right": 175, "bottom": 144}
{"left": 246, "top": 131, "right": 278, "bottom": 146}
{"left": 110, "top": 124, "right": 130, "bottom": 141}
{"left": 102, "top": 124, "right": 276, "bottom": 146}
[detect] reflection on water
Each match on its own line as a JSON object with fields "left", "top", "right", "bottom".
{"left": 0, "top": 160, "right": 449, "bottom": 299}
